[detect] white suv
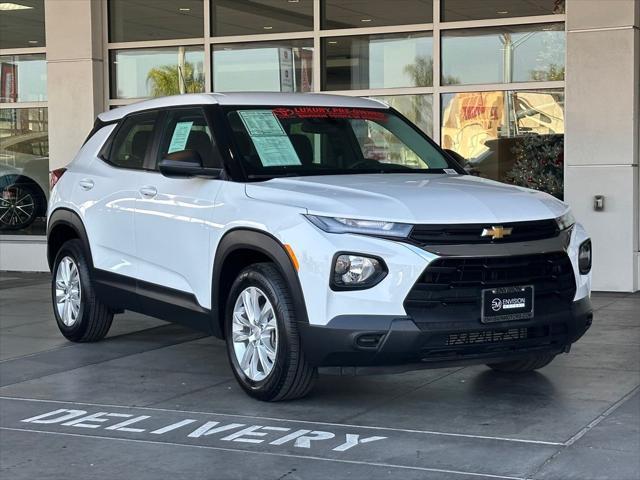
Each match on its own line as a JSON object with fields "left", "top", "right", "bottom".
{"left": 47, "top": 93, "right": 593, "bottom": 401}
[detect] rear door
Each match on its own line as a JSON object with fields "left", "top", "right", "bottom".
{"left": 133, "top": 107, "right": 224, "bottom": 308}
{"left": 79, "top": 110, "right": 159, "bottom": 279}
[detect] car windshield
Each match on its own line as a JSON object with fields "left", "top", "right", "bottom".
{"left": 225, "top": 106, "right": 456, "bottom": 179}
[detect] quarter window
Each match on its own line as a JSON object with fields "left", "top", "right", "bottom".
{"left": 157, "top": 109, "right": 220, "bottom": 168}
{"left": 108, "top": 111, "right": 158, "bottom": 169}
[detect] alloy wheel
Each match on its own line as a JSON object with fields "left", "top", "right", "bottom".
{"left": 0, "top": 186, "right": 36, "bottom": 230}
{"left": 231, "top": 286, "right": 278, "bottom": 381}
{"left": 55, "top": 256, "right": 82, "bottom": 327}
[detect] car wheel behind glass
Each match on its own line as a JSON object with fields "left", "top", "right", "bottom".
{"left": 486, "top": 352, "right": 557, "bottom": 373}
{"left": 52, "top": 239, "right": 114, "bottom": 342}
{"left": 225, "top": 263, "right": 316, "bottom": 401}
{"left": 0, "top": 184, "right": 41, "bottom": 231}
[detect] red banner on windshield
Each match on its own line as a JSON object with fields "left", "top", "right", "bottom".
{"left": 273, "top": 107, "right": 387, "bottom": 122}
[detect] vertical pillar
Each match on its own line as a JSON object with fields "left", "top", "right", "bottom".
{"left": 45, "top": 0, "right": 105, "bottom": 170}
{"left": 565, "top": 0, "right": 639, "bottom": 292}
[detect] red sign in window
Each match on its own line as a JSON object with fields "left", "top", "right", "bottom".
{"left": 273, "top": 107, "right": 387, "bottom": 122}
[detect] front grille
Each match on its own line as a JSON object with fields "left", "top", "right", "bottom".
{"left": 409, "top": 219, "right": 559, "bottom": 245}
{"left": 404, "top": 252, "right": 576, "bottom": 326}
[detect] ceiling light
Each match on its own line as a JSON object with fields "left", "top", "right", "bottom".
{"left": 360, "top": 18, "right": 372, "bottom": 22}
{"left": 328, "top": 41, "right": 338, "bottom": 45}
{"left": 179, "top": 7, "right": 191, "bottom": 12}
{"left": 28, "top": 40, "right": 38, "bottom": 44}
{"left": 496, "top": 10, "right": 509, "bottom": 14}
{"left": 0, "top": 2, "right": 33, "bottom": 10}
{"left": 263, "top": 26, "right": 273, "bottom": 30}
{"left": 288, "top": 0, "right": 300, "bottom": 3}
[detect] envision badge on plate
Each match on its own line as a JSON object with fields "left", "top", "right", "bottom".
{"left": 481, "top": 286, "right": 534, "bottom": 323}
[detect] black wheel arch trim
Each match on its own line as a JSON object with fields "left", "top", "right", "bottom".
{"left": 47, "top": 208, "right": 94, "bottom": 272}
{"left": 212, "top": 227, "right": 310, "bottom": 333}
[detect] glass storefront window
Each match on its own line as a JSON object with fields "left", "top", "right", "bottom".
{"left": 213, "top": 41, "right": 313, "bottom": 92}
{"left": 0, "top": 0, "right": 45, "bottom": 49}
{"left": 0, "top": 107, "right": 49, "bottom": 235}
{"left": 0, "top": 55, "right": 47, "bottom": 103}
{"left": 370, "top": 94, "right": 433, "bottom": 135}
{"left": 321, "top": 0, "right": 433, "bottom": 29}
{"left": 110, "top": 47, "right": 205, "bottom": 99}
{"left": 211, "top": 0, "right": 313, "bottom": 36}
{"left": 323, "top": 33, "right": 433, "bottom": 91}
{"left": 442, "top": 0, "right": 565, "bottom": 22}
{"left": 441, "top": 24, "right": 565, "bottom": 86}
{"left": 108, "top": 0, "right": 204, "bottom": 42}
{"left": 441, "top": 89, "right": 565, "bottom": 198}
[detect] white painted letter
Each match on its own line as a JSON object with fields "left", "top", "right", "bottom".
{"left": 270, "top": 429, "right": 335, "bottom": 448}
{"left": 22, "top": 409, "right": 87, "bottom": 424}
{"left": 62, "top": 412, "right": 113, "bottom": 429}
{"left": 150, "top": 419, "right": 197, "bottom": 435}
{"left": 332, "top": 434, "right": 387, "bottom": 452}
{"left": 105, "top": 415, "right": 151, "bottom": 433}
{"left": 188, "top": 422, "right": 245, "bottom": 438}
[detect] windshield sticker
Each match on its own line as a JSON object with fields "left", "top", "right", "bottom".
{"left": 251, "top": 136, "right": 301, "bottom": 167}
{"left": 168, "top": 121, "right": 193, "bottom": 153}
{"left": 238, "top": 110, "right": 286, "bottom": 136}
{"left": 444, "top": 168, "right": 458, "bottom": 175}
{"left": 273, "top": 107, "right": 387, "bottom": 122}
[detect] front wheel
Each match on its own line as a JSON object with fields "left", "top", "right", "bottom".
{"left": 225, "top": 263, "right": 316, "bottom": 401}
{"left": 487, "top": 352, "right": 557, "bottom": 373}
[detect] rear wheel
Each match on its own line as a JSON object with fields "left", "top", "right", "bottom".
{"left": 487, "top": 353, "right": 557, "bottom": 373}
{"left": 52, "top": 239, "right": 113, "bottom": 342}
{"left": 0, "top": 184, "right": 41, "bottom": 231}
{"left": 225, "top": 263, "right": 316, "bottom": 401}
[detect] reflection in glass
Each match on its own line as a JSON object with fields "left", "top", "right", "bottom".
{"left": 441, "top": 89, "right": 565, "bottom": 198}
{"left": 110, "top": 47, "right": 205, "bottom": 99}
{"left": 212, "top": 0, "right": 313, "bottom": 36}
{"left": 109, "top": 0, "right": 204, "bottom": 42}
{"left": 0, "top": 0, "right": 45, "bottom": 49}
{"left": 442, "top": 0, "right": 564, "bottom": 22}
{"left": 322, "top": 0, "right": 432, "bottom": 29}
{"left": 0, "top": 107, "right": 49, "bottom": 235}
{"left": 323, "top": 33, "right": 432, "bottom": 91}
{"left": 0, "top": 54, "right": 47, "bottom": 103}
{"left": 441, "top": 24, "right": 565, "bottom": 85}
{"left": 213, "top": 41, "right": 313, "bottom": 92}
{"left": 371, "top": 95, "right": 433, "bottom": 135}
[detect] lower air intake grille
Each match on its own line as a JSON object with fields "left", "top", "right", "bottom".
{"left": 446, "top": 328, "right": 528, "bottom": 346}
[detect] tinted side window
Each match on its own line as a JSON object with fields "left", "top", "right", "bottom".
{"left": 156, "top": 108, "right": 221, "bottom": 169}
{"left": 108, "top": 111, "right": 158, "bottom": 169}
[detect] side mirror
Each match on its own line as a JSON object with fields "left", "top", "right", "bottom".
{"left": 158, "top": 150, "right": 222, "bottom": 179}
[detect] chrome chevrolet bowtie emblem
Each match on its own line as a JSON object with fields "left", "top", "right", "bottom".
{"left": 481, "top": 226, "right": 513, "bottom": 240}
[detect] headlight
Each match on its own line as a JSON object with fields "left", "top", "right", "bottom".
{"left": 556, "top": 211, "right": 576, "bottom": 230}
{"left": 305, "top": 215, "right": 412, "bottom": 238}
{"left": 332, "top": 253, "right": 387, "bottom": 290}
{"left": 579, "top": 239, "right": 592, "bottom": 274}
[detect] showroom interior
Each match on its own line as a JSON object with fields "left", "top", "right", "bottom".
{"left": 0, "top": 0, "right": 638, "bottom": 292}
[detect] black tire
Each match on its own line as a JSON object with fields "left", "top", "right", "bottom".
{"left": 225, "top": 263, "right": 316, "bottom": 401}
{"left": 0, "top": 182, "right": 42, "bottom": 231}
{"left": 51, "top": 239, "right": 114, "bottom": 342}
{"left": 487, "top": 353, "right": 557, "bottom": 373}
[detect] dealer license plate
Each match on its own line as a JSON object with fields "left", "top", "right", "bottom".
{"left": 481, "top": 286, "right": 534, "bottom": 323}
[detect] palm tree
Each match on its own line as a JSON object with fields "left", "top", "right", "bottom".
{"left": 147, "top": 61, "right": 204, "bottom": 97}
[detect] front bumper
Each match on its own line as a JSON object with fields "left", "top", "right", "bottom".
{"left": 299, "top": 297, "right": 593, "bottom": 375}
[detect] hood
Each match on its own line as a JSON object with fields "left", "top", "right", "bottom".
{"left": 245, "top": 174, "right": 568, "bottom": 224}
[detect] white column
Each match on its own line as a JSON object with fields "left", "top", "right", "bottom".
{"left": 564, "top": 0, "right": 639, "bottom": 292}
{"left": 45, "top": 0, "right": 105, "bottom": 170}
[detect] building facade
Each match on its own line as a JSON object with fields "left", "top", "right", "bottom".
{"left": 0, "top": 0, "right": 638, "bottom": 291}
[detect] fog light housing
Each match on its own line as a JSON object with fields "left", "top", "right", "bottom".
{"left": 331, "top": 253, "right": 387, "bottom": 290}
{"left": 579, "top": 239, "right": 592, "bottom": 274}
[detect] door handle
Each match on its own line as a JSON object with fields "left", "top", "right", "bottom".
{"left": 139, "top": 186, "right": 157, "bottom": 198}
{"left": 79, "top": 179, "right": 94, "bottom": 191}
